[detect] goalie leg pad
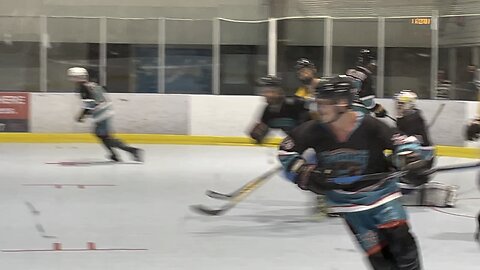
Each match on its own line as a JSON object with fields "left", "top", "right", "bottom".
{"left": 400, "top": 181, "right": 458, "bottom": 207}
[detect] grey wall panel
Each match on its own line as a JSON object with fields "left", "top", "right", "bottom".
{"left": 166, "top": 20, "right": 213, "bottom": 45}
{"left": 31, "top": 93, "right": 88, "bottom": 133}
{"left": 220, "top": 21, "right": 268, "bottom": 45}
{"left": 333, "top": 19, "right": 378, "bottom": 47}
{"left": 280, "top": 19, "right": 325, "bottom": 46}
{"left": 417, "top": 100, "right": 466, "bottom": 146}
{"left": 440, "top": 16, "right": 480, "bottom": 47}
{"left": 109, "top": 94, "right": 189, "bottom": 134}
{"left": 31, "top": 93, "right": 189, "bottom": 134}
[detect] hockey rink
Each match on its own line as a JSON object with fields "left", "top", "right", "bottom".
{"left": 0, "top": 143, "right": 478, "bottom": 270}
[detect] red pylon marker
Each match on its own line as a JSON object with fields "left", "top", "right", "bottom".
{"left": 87, "top": 242, "right": 96, "bottom": 250}
{"left": 53, "top": 243, "right": 62, "bottom": 251}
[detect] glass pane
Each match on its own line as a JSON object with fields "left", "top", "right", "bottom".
{"left": 220, "top": 20, "right": 267, "bottom": 95}
{"left": 107, "top": 18, "right": 159, "bottom": 93}
{"left": 385, "top": 18, "right": 432, "bottom": 98}
{"left": 332, "top": 19, "right": 377, "bottom": 76}
{"left": 165, "top": 19, "right": 212, "bottom": 94}
{"left": 277, "top": 18, "right": 324, "bottom": 95}
{"left": 0, "top": 16, "right": 40, "bottom": 92}
{"left": 439, "top": 15, "right": 479, "bottom": 101}
{"left": 47, "top": 17, "right": 100, "bottom": 92}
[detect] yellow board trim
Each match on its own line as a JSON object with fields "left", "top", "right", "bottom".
{"left": 0, "top": 133, "right": 478, "bottom": 159}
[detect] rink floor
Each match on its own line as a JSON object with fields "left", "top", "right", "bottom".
{"left": 0, "top": 143, "right": 478, "bottom": 270}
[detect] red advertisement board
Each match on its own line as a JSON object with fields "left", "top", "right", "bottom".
{"left": 0, "top": 92, "right": 30, "bottom": 132}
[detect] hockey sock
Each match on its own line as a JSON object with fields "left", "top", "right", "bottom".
{"left": 380, "top": 223, "right": 421, "bottom": 270}
{"left": 97, "top": 135, "right": 117, "bottom": 156}
{"left": 108, "top": 137, "right": 136, "bottom": 153}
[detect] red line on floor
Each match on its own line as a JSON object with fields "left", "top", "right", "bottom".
{"left": 2, "top": 242, "right": 147, "bottom": 253}
{"left": 23, "top": 184, "right": 116, "bottom": 188}
{"left": 1, "top": 248, "right": 148, "bottom": 253}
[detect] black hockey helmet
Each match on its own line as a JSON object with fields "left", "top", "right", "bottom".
{"left": 357, "top": 49, "right": 376, "bottom": 66}
{"left": 257, "top": 75, "right": 284, "bottom": 105}
{"left": 295, "top": 58, "right": 316, "bottom": 71}
{"left": 316, "top": 75, "right": 354, "bottom": 107}
{"left": 257, "top": 75, "right": 282, "bottom": 88}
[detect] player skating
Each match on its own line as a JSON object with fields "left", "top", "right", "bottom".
{"left": 346, "top": 49, "right": 388, "bottom": 118}
{"left": 278, "top": 75, "right": 432, "bottom": 269}
{"left": 67, "top": 67, "right": 143, "bottom": 162}
{"left": 249, "top": 75, "right": 310, "bottom": 143}
{"left": 294, "top": 58, "right": 323, "bottom": 100}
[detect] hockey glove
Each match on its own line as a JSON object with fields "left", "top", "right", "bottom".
{"left": 249, "top": 122, "right": 269, "bottom": 144}
{"left": 396, "top": 150, "right": 432, "bottom": 186}
{"left": 76, "top": 113, "right": 85, "bottom": 123}
{"left": 373, "top": 103, "right": 388, "bottom": 118}
{"left": 466, "top": 119, "right": 480, "bottom": 141}
{"left": 291, "top": 160, "right": 336, "bottom": 194}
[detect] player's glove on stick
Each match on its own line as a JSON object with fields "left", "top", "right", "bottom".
{"left": 249, "top": 122, "right": 269, "bottom": 144}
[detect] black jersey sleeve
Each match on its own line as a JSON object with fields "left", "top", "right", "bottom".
{"left": 259, "top": 105, "right": 270, "bottom": 124}
{"left": 292, "top": 97, "right": 311, "bottom": 123}
{"left": 278, "top": 121, "right": 318, "bottom": 179}
{"left": 366, "top": 115, "right": 397, "bottom": 150}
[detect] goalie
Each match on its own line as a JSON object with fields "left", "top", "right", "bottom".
{"left": 394, "top": 90, "right": 457, "bottom": 208}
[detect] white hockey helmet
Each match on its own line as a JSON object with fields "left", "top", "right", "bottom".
{"left": 395, "top": 90, "right": 417, "bottom": 117}
{"left": 67, "top": 67, "right": 89, "bottom": 82}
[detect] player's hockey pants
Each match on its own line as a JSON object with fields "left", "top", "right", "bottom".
{"left": 343, "top": 199, "right": 421, "bottom": 270}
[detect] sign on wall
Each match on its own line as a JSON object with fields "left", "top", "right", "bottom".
{"left": 0, "top": 92, "right": 29, "bottom": 132}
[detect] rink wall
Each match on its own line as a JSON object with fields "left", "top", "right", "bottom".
{"left": 0, "top": 93, "right": 478, "bottom": 158}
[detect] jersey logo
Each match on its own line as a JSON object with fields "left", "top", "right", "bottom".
{"left": 318, "top": 149, "right": 369, "bottom": 177}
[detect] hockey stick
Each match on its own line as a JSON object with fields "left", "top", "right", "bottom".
{"left": 190, "top": 166, "right": 282, "bottom": 216}
{"left": 206, "top": 166, "right": 282, "bottom": 200}
{"left": 190, "top": 162, "right": 479, "bottom": 216}
{"left": 331, "top": 161, "right": 480, "bottom": 185}
{"left": 386, "top": 114, "right": 397, "bottom": 122}
{"left": 428, "top": 103, "right": 446, "bottom": 128}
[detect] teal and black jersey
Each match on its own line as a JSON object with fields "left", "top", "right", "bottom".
{"left": 260, "top": 96, "right": 310, "bottom": 134}
{"left": 346, "top": 66, "right": 376, "bottom": 113}
{"left": 278, "top": 113, "right": 431, "bottom": 213}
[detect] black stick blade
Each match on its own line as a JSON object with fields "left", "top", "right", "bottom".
{"left": 189, "top": 204, "right": 228, "bottom": 216}
{"left": 205, "top": 190, "right": 233, "bottom": 200}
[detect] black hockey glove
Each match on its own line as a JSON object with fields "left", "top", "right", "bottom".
{"left": 398, "top": 152, "right": 432, "bottom": 186}
{"left": 292, "top": 161, "right": 337, "bottom": 194}
{"left": 249, "top": 122, "right": 269, "bottom": 144}
{"left": 76, "top": 113, "right": 85, "bottom": 123}
{"left": 76, "top": 108, "right": 91, "bottom": 123}
{"left": 373, "top": 103, "right": 388, "bottom": 118}
{"left": 466, "top": 119, "right": 480, "bottom": 141}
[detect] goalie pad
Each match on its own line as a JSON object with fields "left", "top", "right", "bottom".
{"left": 400, "top": 181, "right": 458, "bottom": 207}
{"left": 249, "top": 122, "right": 269, "bottom": 143}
